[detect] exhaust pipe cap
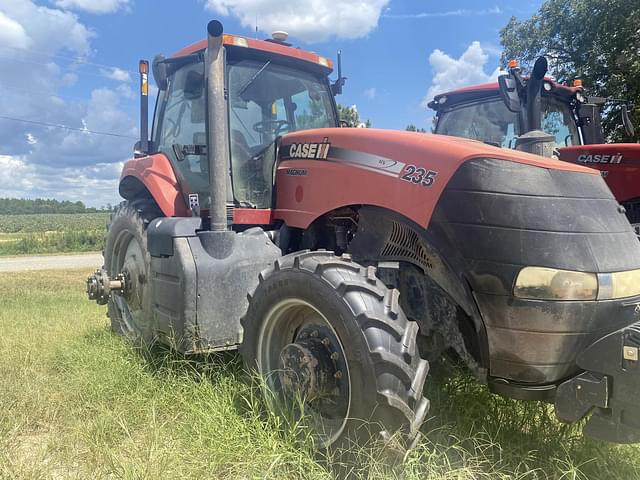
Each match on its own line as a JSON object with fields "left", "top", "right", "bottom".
{"left": 208, "top": 20, "right": 224, "bottom": 37}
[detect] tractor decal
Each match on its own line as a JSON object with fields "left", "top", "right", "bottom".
{"left": 577, "top": 154, "right": 624, "bottom": 164}
{"left": 281, "top": 143, "right": 409, "bottom": 178}
{"left": 285, "top": 138, "right": 331, "bottom": 159}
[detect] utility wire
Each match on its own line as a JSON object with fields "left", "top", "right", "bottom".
{"left": 0, "top": 45, "right": 138, "bottom": 76}
{"left": 0, "top": 114, "right": 137, "bottom": 139}
{"left": 0, "top": 53, "right": 133, "bottom": 81}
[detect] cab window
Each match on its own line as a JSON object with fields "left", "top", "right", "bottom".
{"left": 228, "top": 59, "right": 336, "bottom": 208}
{"left": 436, "top": 100, "right": 519, "bottom": 148}
{"left": 155, "top": 61, "right": 209, "bottom": 206}
{"left": 542, "top": 98, "right": 580, "bottom": 147}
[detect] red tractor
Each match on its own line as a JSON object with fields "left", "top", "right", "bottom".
{"left": 87, "top": 22, "right": 640, "bottom": 453}
{"left": 429, "top": 57, "right": 640, "bottom": 229}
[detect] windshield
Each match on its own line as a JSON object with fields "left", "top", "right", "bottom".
{"left": 436, "top": 97, "right": 581, "bottom": 149}
{"left": 228, "top": 59, "right": 336, "bottom": 207}
{"left": 437, "top": 100, "right": 518, "bottom": 148}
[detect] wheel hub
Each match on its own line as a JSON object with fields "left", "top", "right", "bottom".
{"left": 277, "top": 324, "right": 348, "bottom": 417}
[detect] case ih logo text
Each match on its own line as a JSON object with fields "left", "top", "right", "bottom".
{"left": 577, "top": 154, "right": 623, "bottom": 164}
{"left": 288, "top": 138, "right": 331, "bottom": 159}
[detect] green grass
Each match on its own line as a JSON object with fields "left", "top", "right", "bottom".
{"left": 0, "top": 213, "right": 109, "bottom": 255}
{"left": 1, "top": 269, "right": 639, "bottom": 479}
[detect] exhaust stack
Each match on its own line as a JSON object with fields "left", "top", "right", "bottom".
{"left": 205, "top": 20, "right": 230, "bottom": 232}
{"left": 525, "top": 56, "right": 547, "bottom": 132}
{"left": 515, "top": 56, "right": 555, "bottom": 158}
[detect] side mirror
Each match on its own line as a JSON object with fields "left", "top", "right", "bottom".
{"left": 578, "top": 103, "right": 605, "bottom": 144}
{"left": 498, "top": 74, "right": 521, "bottom": 113}
{"left": 622, "top": 104, "right": 635, "bottom": 138}
{"left": 152, "top": 54, "right": 168, "bottom": 91}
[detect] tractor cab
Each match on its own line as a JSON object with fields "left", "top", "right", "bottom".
{"left": 429, "top": 59, "right": 640, "bottom": 225}
{"left": 429, "top": 66, "right": 584, "bottom": 150}
{"left": 147, "top": 33, "right": 339, "bottom": 211}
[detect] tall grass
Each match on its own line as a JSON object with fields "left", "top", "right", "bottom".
{"left": 1, "top": 269, "right": 639, "bottom": 479}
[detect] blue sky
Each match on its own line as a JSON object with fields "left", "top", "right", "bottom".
{"left": 0, "top": 0, "right": 542, "bottom": 207}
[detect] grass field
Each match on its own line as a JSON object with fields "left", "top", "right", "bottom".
{"left": 0, "top": 213, "right": 109, "bottom": 256}
{"left": 1, "top": 269, "right": 640, "bottom": 479}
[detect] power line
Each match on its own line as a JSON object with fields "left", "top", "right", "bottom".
{"left": 0, "top": 114, "right": 137, "bottom": 139}
{"left": 0, "top": 45, "right": 138, "bottom": 76}
{"left": 0, "top": 53, "right": 133, "bottom": 81}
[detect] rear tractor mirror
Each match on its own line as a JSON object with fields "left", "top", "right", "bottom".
{"left": 498, "top": 74, "right": 521, "bottom": 113}
{"left": 622, "top": 104, "right": 635, "bottom": 138}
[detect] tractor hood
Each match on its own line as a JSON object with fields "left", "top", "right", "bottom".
{"left": 274, "top": 128, "right": 598, "bottom": 229}
{"left": 279, "top": 128, "right": 596, "bottom": 175}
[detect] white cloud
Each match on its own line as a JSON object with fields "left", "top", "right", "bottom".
{"left": 423, "top": 41, "right": 504, "bottom": 107}
{"left": 384, "top": 6, "right": 502, "bottom": 19}
{"left": 0, "top": 10, "right": 30, "bottom": 48}
{"left": 53, "top": 0, "right": 130, "bottom": 14}
{"left": 0, "top": 1, "right": 135, "bottom": 207}
{"left": 204, "top": 0, "right": 390, "bottom": 43}
{"left": 102, "top": 67, "right": 132, "bottom": 82}
{"left": 0, "top": 155, "right": 121, "bottom": 207}
{"left": 363, "top": 87, "right": 376, "bottom": 99}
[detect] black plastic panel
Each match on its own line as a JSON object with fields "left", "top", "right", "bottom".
{"left": 433, "top": 158, "right": 640, "bottom": 385}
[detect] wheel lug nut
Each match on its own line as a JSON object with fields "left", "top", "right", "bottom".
{"left": 330, "top": 352, "right": 339, "bottom": 360}
{"left": 321, "top": 337, "right": 330, "bottom": 346}
{"left": 310, "top": 330, "right": 319, "bottom": 338}
{"left": 334, "top": 370, "right": 343, "bottom": 379}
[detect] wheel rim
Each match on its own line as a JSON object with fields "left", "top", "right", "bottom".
{"left": 109, "top": 228, "right": 147, "bottom": 338}
{"left": 257, "top": 298, "right": 352, "bottom": 448}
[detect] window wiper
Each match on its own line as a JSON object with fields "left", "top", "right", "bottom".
{"left": 238, "top": 61, "right": 271, "bottom": 97}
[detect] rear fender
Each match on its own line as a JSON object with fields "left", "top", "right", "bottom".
{"left": 119, "top": 154, "right": 189, "bottom": 217}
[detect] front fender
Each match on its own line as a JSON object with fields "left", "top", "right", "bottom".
{"left": 119, "top": 153, "right": 189, "bottom": 217}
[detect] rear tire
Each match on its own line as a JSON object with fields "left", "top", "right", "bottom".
{"left": 241, "top": 251, "right": 430, "bottom": 454}
{"left": 104, "top": 200, "right": 160, "bottom": 343}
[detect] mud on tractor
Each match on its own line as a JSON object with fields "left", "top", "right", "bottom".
{"left": 429, "top": 57, "right": 640, "bottom": 231}
{"left": 87, "top": 21, "right": 640, "bottom": 452}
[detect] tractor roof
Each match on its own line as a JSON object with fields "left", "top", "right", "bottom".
{"left": 429, "top": 77, "right": 582, "bottom": 110}
{"left": 172, "top": 34, "right": 333, "bottom": 72}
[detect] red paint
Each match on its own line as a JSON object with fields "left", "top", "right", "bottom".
{"left": 120, "top": 153, "right": 189, "bottom": 217}
{"left": 295, "top": 186, "right": 304, "bottom": 203}
{"left": 233, "top": 208, "right": 273, "bottom": 224}
{"left": 273, "top": 128, "right": 596, "bottom": 229}
{"left": 120, "top": 155, "right": 275, "bottom": 224}
{"left": 172, "top": 35, "right": 332, "bottom": 71}
{"left": 435, "top": 77, "right": 580, "bottom": 100}
{"left": 558, "top": 144, "right": 640, "bottom": 202}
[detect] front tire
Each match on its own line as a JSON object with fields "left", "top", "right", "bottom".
{"left": 241, "top": 251, "right": 429, "bottom": 453}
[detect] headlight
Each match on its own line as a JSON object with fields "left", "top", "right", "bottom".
{"left": 609, "top": 270, "right": 640, "bottom": 299}
{"left": 514, "top": 267, "right": 640, "bottom": 301}
{"left": 514, "top": 267, "right": 597, "bottom": 300}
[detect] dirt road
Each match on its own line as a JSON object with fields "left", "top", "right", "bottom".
{"left": 0, "top": 253, "right": 102, "bottom": 272}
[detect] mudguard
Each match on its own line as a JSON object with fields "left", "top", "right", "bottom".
{"left": 119, "top": 153, "right": 189, "bottom": 217}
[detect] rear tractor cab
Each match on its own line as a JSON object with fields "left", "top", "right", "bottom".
{"left": 429, "top": 58, "right": 640, "bottom": 229}
{"left": 88, "top": 21, "right": 640, "bottom": 454}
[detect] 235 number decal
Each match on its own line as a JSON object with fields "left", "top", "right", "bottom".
{"left": 400, "top": 165, "right": 438, "bottom": 187}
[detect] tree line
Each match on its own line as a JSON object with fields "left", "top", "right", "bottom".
{"left": 0, "top": 198, "right": 107, "bottom": 215}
